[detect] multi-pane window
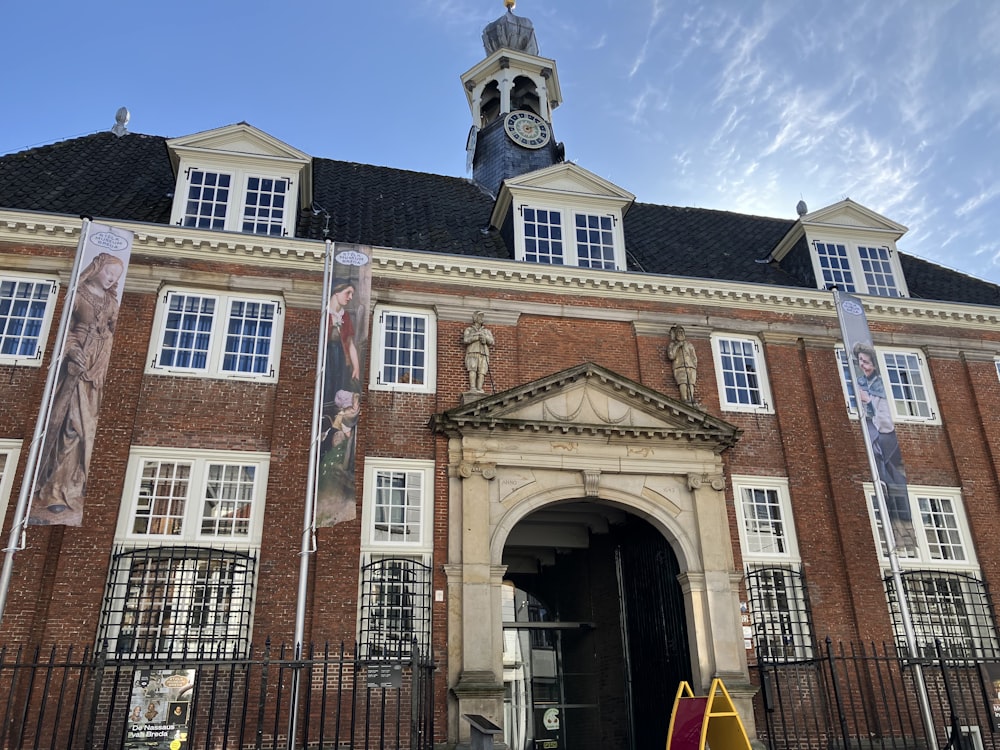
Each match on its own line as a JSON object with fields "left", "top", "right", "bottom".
{"left": 241, "top": 176, "right": 289, "bottom": 235}
{"left": 837, "top": 345, "right": 938, "bottom": 424}
{"left": 881, "top": 350, "right": 934, "bottom": 420}
{"left": 858, "top": 245, "right": 901, "bottom": 296}
{"left": 358, "top": 556, "right": 431, "bottom": 659}
{"left": 734, "top": 477, "right": 813, "bottom": 662}
{"left": 175, "top": 167, "right": 295, "bottom": 237}
{"left": 363, "top": 459, "right": 433, "bottom": 550}
{"left": 373, "top": 470, "right": 425, "bottom": 545}
{"left": 744, "top": 565, "right": 813, "bottom": 662}
{"left": 711, "top": 335, "right": 772, "bottom": 413}
{"left": 149, "top": 289, "right": 283, "bottom": 381}
{"left": 104, "top": 546, "right": 256, "bottom": 658}
{"left": 519, "top": 205, "right": 622, "bottom": 269}
{"left": 868, "top": 486, "right": 1000, "bottom": 659}
{"left": 0, "top": 275, "right": 57, "bottom": 364}
{"left": 370, "top": 307, "right": 436, "bottom": 392}
{"left": 812, "top": 240, "right": 905, "bottom": 297}
{"left": 523, "top": 208, "right": 564, "bottom": 264}
{"left": 360, "top": 459, "right": 434, "bottom": 658}
{"left": 739, "top": 486, "right": 789, "bottom": 555}
{"left": 102, "top": 448, "right": 268, "bottom": 658}
{"left": 836, "top": 348, "right": 859, "bottom": 413}
{"left": 575, "top": 214, "right": 615, "bottom": 269}
{"left": 0, "top": 441, "right": 22, "bottom": 533}
{"left": 182, "top": 170, "right": 231, "bottom": 230}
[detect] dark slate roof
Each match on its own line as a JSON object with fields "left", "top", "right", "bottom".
{"left": 901, "top": 254, "right": 1000, "bottom": 306}
{"left": 1, "top": 131, "right": 997, "bottom": 306}
{"left": 0, "top": 132, "right": 174, "bottom": 224}
{"left": 623, "top": 203, "right": 805, "bottom": 287}
{"left": 300, "top": 158, "right": 508, "bottom": 258}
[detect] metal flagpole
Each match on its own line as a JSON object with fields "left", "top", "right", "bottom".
{"left": 833, "top": 288, "right": 938, "bottom": 750}
{"left": 288, "top": 239, "right": 334, "bottom": 748}
{"left": 0, "top": 217, "right": 93, "bottom": 626}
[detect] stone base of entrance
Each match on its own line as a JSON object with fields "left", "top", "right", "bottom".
{"left": 452, "top": 670, "right": 507, "bottom": 750}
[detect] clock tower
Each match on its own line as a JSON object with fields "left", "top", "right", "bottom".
{"left": 460, "top": 1, "right": 564, "bottom": 195}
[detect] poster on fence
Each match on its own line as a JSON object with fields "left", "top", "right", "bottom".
{"left": 125, "top": 667, "right": 196, "bottom": 750}
{"left": 979, "top": 662, "right": 1000, "bottom": 731}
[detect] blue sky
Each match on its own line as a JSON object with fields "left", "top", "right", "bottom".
{"left": 4, "top": 0, "right": 999, "bottom": 285}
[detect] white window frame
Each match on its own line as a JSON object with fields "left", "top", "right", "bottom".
{"left": 810, "top": 239, "right": 908, "bottom": 298}
{"left": 994, "top": 357, "right": 1000, "bottom": 383}
{"left": 0, "top": 440, "right": 23, "bottom": 533}
{"left": 734, "top": 476, "right": 813, "bottom": 661}
{"left": 116, "top": 447, "right": 269, "bottom": 545}
{"left": 103, "top": 448, "right": 269, "bottom": 658}
{"left": 369, "top": 306, "right": 437, "bottom": 393}
{"left": 359, "top": 458, "right": 434, "bottom": 658}
{"left": 865, "top": 485, "right": 977, "bottom": 570}
{"left": 361, "top": 458, "right": 434, "bottom": 554}
{"left": 0, "top": 274, "right": 59, "bottom": 366}
{"left": 732, "top": 476, "right": 800, "bottom": 560}
{"left": 836, "top": 345, "right": 939, "bottom": 425}
{"left": 147, "top": 288, "right": 284, "bottom": 382}
{"left": 170, "top": 165, "right": 297, "bottom": 237}
{"left": 866, "top": 485, "right": 998, "bottom": 659}
{"left": 711, "top": 334, "right": 773, "bottom": 413}
{"left": 515, "top": 202, "right": 625, "bottom": 271}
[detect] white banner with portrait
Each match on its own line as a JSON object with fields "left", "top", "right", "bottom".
{"left": 834, "top": 289, "right": 916, "bottom": 550}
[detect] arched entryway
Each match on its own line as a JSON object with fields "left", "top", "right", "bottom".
{"left": 501, "top": 504, "right": 690, "bottom": 750}
{"left": 434, "top": 363, "right": 755, "bottom": 749}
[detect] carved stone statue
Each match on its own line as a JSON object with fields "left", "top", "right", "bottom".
{"left": 668, "top": 325, "right": 697, "bottom": 403}
{"left": 463, "top": 311, "right": 495, "bottom": 393}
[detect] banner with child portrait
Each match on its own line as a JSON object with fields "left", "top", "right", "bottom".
{"left": 315, "top": 244, "right": 371, "bottom": 527}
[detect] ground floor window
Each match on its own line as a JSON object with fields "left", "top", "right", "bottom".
{"left": 99, "top": 545, "right": 257, "bottom": 658}
{"left": 885, "top": 570, "right": 1000, "bottom": 660}
{"left": 358, "top": 555, "right": 431, "bottom": 660}
{"left": 744, "top": 563, "right": 815, "bottom": 662}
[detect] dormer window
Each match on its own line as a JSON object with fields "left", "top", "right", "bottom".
{"left": 811, "top": 240, "right": 906, "bottom": 297}
{"left": 166, "top": 123, "right": 311, "bottom": 241}
{"left": 519, "top": 205, "right": 620, "bottom": 270}
{"left": 177, "top": 167, "right": 292, "bottom": 237}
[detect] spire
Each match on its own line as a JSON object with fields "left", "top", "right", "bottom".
{"left": 482, "top": 1, "right": 539, "bottom": 56}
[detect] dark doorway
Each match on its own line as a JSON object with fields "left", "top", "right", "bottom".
{"left": 502, "top": 507, "right": 691, "bottom": 750}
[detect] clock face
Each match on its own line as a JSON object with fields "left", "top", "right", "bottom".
{"left": 504, "top": 110, "right": 551, "bottom": 149}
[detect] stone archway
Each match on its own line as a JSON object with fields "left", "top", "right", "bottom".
{"left": 432, "top": 363, "right": 755, "bottom": 748}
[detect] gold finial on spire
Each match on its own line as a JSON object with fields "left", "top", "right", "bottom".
{"left": 504, "top": 0, "right": 516, "bottom": 10}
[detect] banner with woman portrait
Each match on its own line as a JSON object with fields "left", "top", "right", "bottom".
{"left": 834, "top": 289, "right": 916, "bottom": 550}
{"left": 28, "top": 222, "right": 133, "bottom": 527}
{"left": 315, "top": 244, "right": 372, "bottom": 527}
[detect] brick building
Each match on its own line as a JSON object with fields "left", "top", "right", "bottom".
{"left": 2, "top": 7, "right": 1000, "bottom": 750}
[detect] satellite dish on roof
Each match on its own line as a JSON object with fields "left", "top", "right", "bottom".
{"left": 111, "top": 107, "right": 130, "bottom": 138}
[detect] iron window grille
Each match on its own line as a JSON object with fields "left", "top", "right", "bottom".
{"left": 359, "top": 556, "right": 431, "bottom": 660}
{"left": 99, "top": 545, "right": 257, "bottom": 659}
{"left": 745, "top": 563, "right": 815, "bottom": 663}
{"left": 885, "top": 570, "right": 1000, "bottom": 661}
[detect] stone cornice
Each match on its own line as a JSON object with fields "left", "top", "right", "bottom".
{"left": 3, "top": 208, "right": 999, "bottom": 329}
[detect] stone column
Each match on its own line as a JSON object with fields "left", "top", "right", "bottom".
{"left": 683, "top": 473, "right": 758, "bottom": 738}
{"left": 450, "top": 460, "right": 506, "bottom": 748}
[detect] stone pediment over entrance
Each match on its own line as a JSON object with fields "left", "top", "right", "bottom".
{"left": 432, "top": 362, "right": 740, "bottom": 451}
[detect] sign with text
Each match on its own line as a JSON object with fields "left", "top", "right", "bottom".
{"left": 124, "top": 667, "right": 196, "bottom": 750}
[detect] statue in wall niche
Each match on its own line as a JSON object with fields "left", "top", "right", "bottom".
{"left": 463, "top": 311, "right": 495, "bottom": 393}
{"left": 668, "top": 325, "right": 697, "bottom": 404}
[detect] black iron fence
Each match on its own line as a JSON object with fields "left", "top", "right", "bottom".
{"left": 0, "top": 640, "right": 435, "bottom": 750}
{"left": 755, "top": 638, "right": 1000, "bottom": 750}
